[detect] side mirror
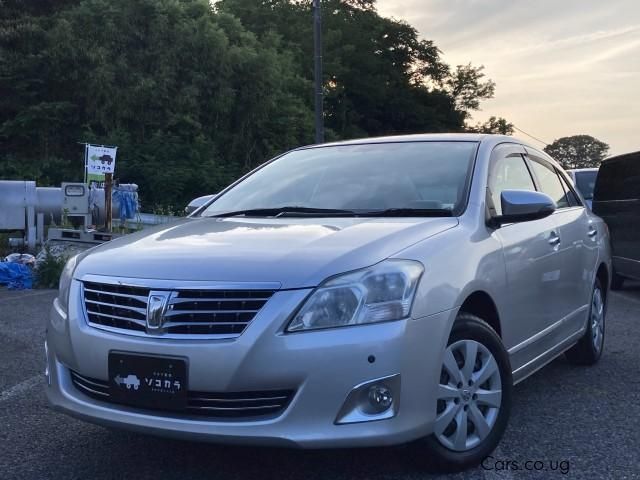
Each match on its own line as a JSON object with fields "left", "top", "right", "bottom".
{"left": 185, "top": 193, "right": 218, "bottom": 215}
{"left": 491, "top": 190, "right": 556, "bottom": 226}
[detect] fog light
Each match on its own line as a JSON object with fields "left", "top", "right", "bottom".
{"left": 335, "top": 374, "right": 400, "bottom": 424}
{"left": 368, "top": 385, "right": 393, "bottom": 411}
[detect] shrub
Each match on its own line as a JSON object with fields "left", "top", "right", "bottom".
{"left": 36, "top": 248, "right": 67, "bottom": 289}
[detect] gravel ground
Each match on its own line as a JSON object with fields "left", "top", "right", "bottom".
{"left": 1, "top": 285, "right": 639, "bottom": 480}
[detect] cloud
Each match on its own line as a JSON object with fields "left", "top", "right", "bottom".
{"left": 377, "top": 0, "right": 640, "bottom": 155}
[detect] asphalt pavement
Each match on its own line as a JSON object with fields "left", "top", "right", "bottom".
{"left": 1, "top": 285, "right": 639, "bottom": 480}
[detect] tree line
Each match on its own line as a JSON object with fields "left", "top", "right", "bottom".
{"left": 1, "top": 0, "right": 513, "bottom": 209}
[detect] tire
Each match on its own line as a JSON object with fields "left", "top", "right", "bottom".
{"left": 422, "top": 313, "right": 513, "bottom": 472}
{"left": 611, "top": 271, "right": 625, "bottom": 291}
{"left": 565, "top": 278, "right": 606, "bottom": 365}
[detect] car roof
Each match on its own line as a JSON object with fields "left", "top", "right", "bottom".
{"left": 296, "top": 133, "right": 531, "bottom": 150}
{"left": 602, "top": 150, "right": 640, "bottom": 164}
{"left": 294, "top": 133, "right": 565, "bottom": 170}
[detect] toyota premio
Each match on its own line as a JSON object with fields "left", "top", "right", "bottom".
{"left": 46, "top": 134, "right": 611, "bottom": 471}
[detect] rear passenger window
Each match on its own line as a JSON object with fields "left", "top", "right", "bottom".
{"left": 529, "top": 160, "right": 570, "bottom": 209}
{"left": 557, "top": 171, "right": 582, "bottom": 207}
{"left": 488, "top": 155, "right": 536, "bottom": 215}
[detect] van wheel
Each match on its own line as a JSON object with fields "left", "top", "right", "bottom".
{"left": 611, "top": 272, "right": 624, "bottom": 291}
{"left": 566, "top": 278, "right": 605, "bottom": 365}
{"left": 422, "top": 313, "right": 512, "bottom": 472}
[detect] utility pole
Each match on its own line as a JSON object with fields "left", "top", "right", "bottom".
{"left": 313, "top": 0, "right": 324, "bottom": 144}
{"left": 104, "top": 172, "right": 113, "bottom": 232}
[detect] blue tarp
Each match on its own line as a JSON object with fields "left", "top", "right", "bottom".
{"left": 0, "top": 262, "right": 33, "bottom": 290}
{"left": 112, "top": 188, "right": 139, "bottom": 222}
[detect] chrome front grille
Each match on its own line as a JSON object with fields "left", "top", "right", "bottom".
{"left": 82, "top": 281, "right": 276, "bottom": 338}
{"left": 164, "top": 290, "right": 273, "bottom": 335}
{"left": 70, "top": 371, "right": 294, "bottom": 419}
{"left": 84, "top": 282, "right": 149, "bottom": 332}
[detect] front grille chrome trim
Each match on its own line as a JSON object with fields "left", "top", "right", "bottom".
{"left": 80, "top": 274, "right": 281, "bottom": 292}
{"left": 83, "top": 287, "right": 148, "bottom": 303}
{"left": 80, "top": 275, "right": 280, "bottom": 340}
{"left": 85, "top": 299, "right": 147, "bottom": 316}
{"left": 189, "top": 395, "right": 289, "bottom": 403}
{"left": 86, "top": 310, "right": 147, "bottom": 327}
{"left": 69, "top": 370, "right": 294, "bottom": 420}
{"left": 187, "top": 404, "right": 283, "bottom": 412}
{"left": 163, "top": 309, "right": 261, "bottom": 317}
{"left": 70, "top": 371, "right": 110, "bottom": 397}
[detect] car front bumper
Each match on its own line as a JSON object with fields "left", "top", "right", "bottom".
{"left": 46, "top": 281, "right": 456, "bottom": 448}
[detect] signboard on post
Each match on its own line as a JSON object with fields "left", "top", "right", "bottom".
{"left": 87, "top": 145, "right": 117, "bottom": 174}
{"left": 82, "top": 144, "right": 117, "bottom": 232}
{"left": 87, "top": 172, "right": 105, "bottom": 188}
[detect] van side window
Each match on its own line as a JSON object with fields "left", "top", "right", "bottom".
{"left": 488, "top": 155, "right": 536, "bottom": 215}
{"left": 595, "top": 156, "right": 640, "bottom": 202}
{"left": 528, "top": 160, "right": 570, "bottom": 209}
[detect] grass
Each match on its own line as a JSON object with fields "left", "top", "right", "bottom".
{"left": 35, "top": 247, "right": 67, "bottom": 289}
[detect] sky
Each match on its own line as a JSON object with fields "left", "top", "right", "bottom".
{"left": 377, "top": 0, "right": 640, "bottom": 156}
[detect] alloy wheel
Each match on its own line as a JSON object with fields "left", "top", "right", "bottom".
{"left": 591, "top": 287, "right": 605, "bottom": 352}
{"left": 435, "top": 339, "right": 502, "bottom": 452}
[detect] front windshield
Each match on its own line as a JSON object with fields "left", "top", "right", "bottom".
{"left": 201, "top": 141, "right": 478, "bottom": 217}
{"left": 575, "top": 170, "right": 598, "bottom": 200}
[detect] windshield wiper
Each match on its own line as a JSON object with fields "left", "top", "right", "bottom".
{"left": 359, "top": 208, "right": 454, "bottom": 217}
{"left": 207, "top": 207, "right": 358, "bottom": 218}
{"left": 207, "top": 206, "right": 454, "bottom": 218}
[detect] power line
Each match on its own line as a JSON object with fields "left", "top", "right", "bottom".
{"left": 512, "top": 125, "right": 551, "bottom": 147}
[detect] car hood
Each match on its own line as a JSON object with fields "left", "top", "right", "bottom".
{"left": 74, "top": 216, "right": 458, "bottom": 288}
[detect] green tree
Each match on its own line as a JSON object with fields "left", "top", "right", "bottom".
{"left": 469, "top": 116, "right": 514, "bottom": 135}
{"left": 1, "top": 0, "right": 314, "bottom": 207}
{"left": 444, "top": 64, "right": 495, "bottom": 123}
{"left": 544, "top": 135, "right": 609, "bottom": 169}
{"left": 1, "top": 0, "right": 510, "bottom": 209}
{"left": 218, "top": 0, "right": 494, "bottom": 137}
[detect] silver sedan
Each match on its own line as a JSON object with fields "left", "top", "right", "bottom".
{"left": 46, "top": 134, "right": 610, "bottom": 471}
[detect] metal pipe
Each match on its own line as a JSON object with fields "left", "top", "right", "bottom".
{"left": 0, "top": 181, "right": 132, "bottom": 229}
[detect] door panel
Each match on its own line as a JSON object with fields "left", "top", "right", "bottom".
{"left": 551, "top": 208, "right": 594, "bottom": 331}
{"left": 487, "top": 144, "right": 564, "bottom": 372}
{"left": 526, "top": 156, "right": 593, "bottom": 338}
{"left": 496, "top": 217, "right": 565, "bottom": 371}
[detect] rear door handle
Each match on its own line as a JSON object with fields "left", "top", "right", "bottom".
{"left": 588, "top": 227, "right": 598, "bottom": 238}
{"left": 548, "top": 231, "right": 561, "bottom": 247}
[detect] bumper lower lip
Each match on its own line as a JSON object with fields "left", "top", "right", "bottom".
{"left": 47, "top": 356, "right": 416, "bottom": 448}
{"left": 46, "top": 284, "right": 456, "bottom": 447}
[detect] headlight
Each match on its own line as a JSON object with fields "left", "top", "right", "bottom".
{"left": 287, "top": 260, "right": 424, "bottom": 332}
{"left": 57, "top": 254, "right": 79, "bottom": 315}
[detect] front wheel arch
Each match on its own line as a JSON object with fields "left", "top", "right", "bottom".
{"left": 420, "top": 312, "right": 513, "bottom": 472}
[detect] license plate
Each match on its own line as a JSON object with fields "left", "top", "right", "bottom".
{"left": 108, "top": 352, "right": 188, "bottom": 411}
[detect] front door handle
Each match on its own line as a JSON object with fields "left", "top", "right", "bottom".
{"left": 548, "top": 231, "right": 561, "bottom": 247}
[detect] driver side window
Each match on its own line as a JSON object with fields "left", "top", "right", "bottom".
{"left": 488, "top": 155, "right": 536, "bottom": 215}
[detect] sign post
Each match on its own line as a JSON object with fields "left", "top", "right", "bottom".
{"left": 104, "top": 172, "right": 113, "bottom": 232}
{"left": 313, "top": 0, "right": 324, "bottom": 144}
{"left": 83, "top": 144, "right": 88, "bottom": 184}
{"left": 86, "top": 145, "right": 117, "bottom": 231}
